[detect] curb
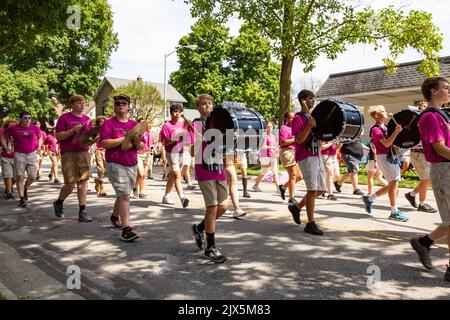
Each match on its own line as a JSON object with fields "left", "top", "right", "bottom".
{"left": 0, "top": 280, "right": 18, "bottom": 300}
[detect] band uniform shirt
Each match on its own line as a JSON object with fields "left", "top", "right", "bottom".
{"left": 418, "top": 112, "right": 450, "bottom": 163}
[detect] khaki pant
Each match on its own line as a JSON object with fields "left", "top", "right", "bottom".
{"left": 61, "top": 151, "right": 91, "bottom": 184}
{"left": 95, "top": 149, "right": 106, "bottom": 179}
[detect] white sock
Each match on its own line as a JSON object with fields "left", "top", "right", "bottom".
{"left": 164, "top": 192, "right": 170, "bottom": 198}
{"left": 179, "top": 194, "right": 186, "bottom": 200}
{"left": 369, "top": 194, "right": 378, "bottom": 202}
{"left": 391, "top": 206, "right": 398, "bottom": 212}
{"left": 410, "top": 191, "right": 417, "bottom": 197}
{"left": 419, "top": 201, "right": 425, "bottom": 206}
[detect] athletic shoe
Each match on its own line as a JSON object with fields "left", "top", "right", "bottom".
{"left": 162, "top": 196, "right": 174, "bottom": 205}
{"left": 186, "top": 184, "right": 196, "bottom": 190}
{"left": 138, "top": 193, "right": 148, "bottom": 199}
{"left": 410, "top": 237, "right": 433, "bottom": 270}
{"left": 5, "top": 192, "right": 14, "bottom": 200}
{"left": 418, "top": 204, "right": 437, "bottom": 213}
{"left": 110, "top": 215, "right": 122, "bottom": 229}
{"left": 121, "top": 227, "right": 139, "bottom": 242}
{"left": 181, "top": 197, "right": 189, "bottom": 208}
{"left": 162, "top": 174, "right": 166, "bottom": 180}
{"left": 327, "top": 194, "right": 338, "bottom": 201}
{"left": 131, "top": 188, "right": 139, "bottom": 199}
{"left": 53, "top": 179, "right": 61, "bottom": 184}
{"left": 304, "top": 221, "right": 324, "bottom": 236}
{"left": 362, "top": 196, "right": 373, "bottom": 214}
{"left": 405, "top": 192, "right": 418, "bottom": 208}
{"left": 389, "top": 210, "right": 409, "bottom": 222}
{"left": 243, "top": 191, "right": 251, "bottom": 198}
{"left": 445, "top": 266, "right": 450, "bottom": 282}
{"left": 224, "top": 210, "right": 233, "bottom": 216}
{"left": 279, "top": 185, "right": 286, "bottom": 200}
{"left": 36, "top": 175, "right": 41, "bottom": 181}
{"left": 192, "top": 224, "right": 204, "bottom": 250}
{"left": 353, "top": 189, "right": 364, "bottom": 196}
{"left": 148, "top": 176, "right": 154, "bottom": 180}
{"left": 334, "top": 181, "right": 342, "bottom": 193}
{"left": 78, "top": 210, "right": 92, "bottom": 222}
{"left": 53, "top": 201, "right": 64, "bottom": 218}
{"left": 233, "top": 208, "right": 246, "bottom": 218}
{"left": 204, "top": 246, "right": 227, "bottom": 263}
{"left": 288, "top": 198, "right": 296, "bottom": 205}
{"left": 18, "top": 199, "right": 28, "bottom": 208}
{"left": 252, "top": 185, "right": 262, "bottom": 192}
{"left": 288, "top": 203, "right": 301, "bottom": 225}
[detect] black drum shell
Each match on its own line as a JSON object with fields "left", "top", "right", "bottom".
{"left": 387, "top": 109, "right": 421, "bottom": 148}
{"left": 311, "top": 99, "right": 364, "bottom": 142}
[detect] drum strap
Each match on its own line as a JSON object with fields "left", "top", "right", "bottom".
{"left": 370, "top": 124, "right": 398, "bottom": 165}
{"left": 294, "top": 112, "right": 319, "bottom": 153}
{"left": 418, "top": 108, "right": 450, "bottom": 124}
{"left": 194, "top": 117, "right": 225, "bottom": 172}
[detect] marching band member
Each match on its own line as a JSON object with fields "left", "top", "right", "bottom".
{"left": 0, "top": 119, "right": 17, "bottom": 200}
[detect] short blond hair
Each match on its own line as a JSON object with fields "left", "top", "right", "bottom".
{"left": 369, "top": 105, "right": 386, "bottom": 119}
{"left": 69, "top": 95, "right": 85, "bottom": 106}
{"left": 195, "top": 94, "right": 213, "bottom": 108}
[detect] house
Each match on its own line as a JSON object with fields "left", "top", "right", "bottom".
{"left": 316, "top": 56, "right": 450, "bottom": 139}
{"left": 93, "top": 76, "right": 187, "bottom": 126}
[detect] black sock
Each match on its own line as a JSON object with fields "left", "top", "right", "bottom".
{"left": 206, "top": 232, "right": 215, "bottom": 249}
{"left": 79, "top": 205, "right": 86, "bottom": 213}
{"left": 418, "top": 235, "right": 433, "bottom": 248}
{"left": 20, "top": 197, "right": 25, "bottom": 202}
{"left": 242, "top": 178, "right": 248, "bottom": 193}
{"left": 55, "top": 198, "right": 64, "bottom": 206}
{"left": 197, "top": 220, "right": 205, "bottom": 233}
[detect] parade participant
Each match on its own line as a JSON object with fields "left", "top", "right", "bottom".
{"left": 0, "top": 119, "right": 17, "bottom": 199}
{"left": 147, "top": 130, "right": 155, "bottom": 180}
{"left": 278, "top": 111, "right": 303, "bottom": 203}
{"left": 33, "top": 121, "right": 46, "bottom": 181}
{"left": 44, "top": 128, "right": 61, "bottom": 184}
{"left": 288, "top": 90, "right": 324, "bottom": 235}
{"left": 362, "top": 105, "right": 409, "bottom": 222}
{"left": 367, "top": 139, "right": 388, "bottom": 195}
{"left": 3, "top": 111, "right": 41, "bottom": 208}
{"left": 252, "top": 121, "right": 281, "bottom": 193}
{"left": 410, "top": 76, "right": 450, "bottom": 281}
{"left": 101, "top": 94, "right": 144, "bottom": 242}
{"left": 93, "top": 116, "right": 107, "bottom": 196}
{"left": 320, "top": 141, "right": 339, "bottom": 200}
{"left": 53, "top": 95, "right": 93, "bottom": 221}
{"left": 191, "top": 94, "right": 228, "bottom": 263}
{"left": 181, "top": 144, "right": 196, "bottom": 190}
{"left": 223, "top": 151, "right": 247, "bottom": 218}
{"left": 404, "top": 101, "right": 437, "bottom": 213}
{"left": 160, "top": 104, "right": 192, "bottom": 208}
{"left": 334, "top": 140, "right": 367, "bottom": 196}
{"left": 133, "top": 119, "right": 153, "bottom": 198}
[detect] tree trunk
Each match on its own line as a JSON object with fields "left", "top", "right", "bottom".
{"left": 278, "top": 55, "right": 295, "bottom": 126}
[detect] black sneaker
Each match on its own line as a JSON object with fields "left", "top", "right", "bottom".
{"left": 18, "top": 199, "right": 28, "bottom": 208}
{"left": 334, "top": 181, "right": 342, "bottom": 193}
{"left": 288, "top": 198, "right": 296, "bottom": 205}
{"left": 48, "top": 174, "right": 53, "bottom": 181}
{"left": 148, "top": 176, "right": 154, "bottom": 180}
{"left": 110, "top": 215, "right": 122, "bottom": 229}
{"left": 121, "top": 227, "right": 139, "bottom": 242}
{"left": 36, "top": 175, "right": 40, "bottom": 181}
{"left": 410, "top": 237, "right": 433, "bottom": 270}
{"left": 288, "top": 203, "right": 301, "bottom": 225}
{"left": 418, "top": 204, "right": 438, "bottom": 213}
{"left": 327, "top": 194, "right": 338, "bottom": 201}
{"left": 54, "top": 179, "right": 61, "bottom": 184}
{"left": 53, "top": 201, "right": 64, "bottom": 218}
{"left": 181, "top": 197, "right": 189, "bottom": 208}
{"left": 353, "top": 189, "right": 364, "bottom": 196}
{"left": 24, "top": 188, "right": 28, "bottom": 201}
{"left": 243, "top": 191, "right": 251, "bottom": 198}
{"left": 78, "top": 210, "right": 92, "bottom": 222}
{"left": 204, "top": 246, "right": 227, "bottom": 263}
{"left": 162, "top": 174, "right": 166, "bottom": 180}
{"left": 5, "top": 192, "right": 14, "bottom": 200}
{"left": 192, "top": 224, "right": 204, "bottom": 250}
{"left": 405, "top": 192, "right": 418, "bottom": 208}
{"left": 279, "top": 185, "right": 286, "bottom": 201}
{"left": 445, "top": 266, "right": 450, "bottom": 282}
{"left": 304, "top": 221, "right": 324, "bottom": 235}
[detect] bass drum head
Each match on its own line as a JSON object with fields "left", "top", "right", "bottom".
{"left": 206, "top": 108, "right": 234, "bottom": 133}
{"left": 387, "top": 109, "right": 420, "bottom": 148}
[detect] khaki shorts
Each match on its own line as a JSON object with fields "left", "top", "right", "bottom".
{"left": 167, "top": 152, "right": 183, "bottom": 172}
{"left": 182, "top": 150, "right": 192, "bottom": 166}
{"left": 260, "top": 157, "right": 279, "bottom": 175}
{"left": 224, "top": 152, "right": 248, "bottom": 170}
{"left": 61, "top": 151, "right": 91, "bottom": 184}
{"left": 14, "top": 152, "right": 37, "bottom": 177}
{"left": 1, "top": 157, "right": 16, "bottom": 179}
{"left": 429, "top": 162, "right": 450, "bottom": 227}
{"left": 298, "top": 156, "right": 326, "bottom": 191}
{"left": 138, "top": 152, "right": 151, "bottom": 167}
{"left": 106, "top": 162, "right": 137, "bottom": 197}
{"left": 410, "top": 151, "right": 430, "bottom": 180}
{"left": 322, "top": 154, "right": 339, "bottom": 175}
{"left": 198, "top": 180, "right": 228, "bottom": 207}
{"left": 280, "top": 148, "right": 296, "bottom": 167}
{"left": 95, "top": 149, "right": 106, "bottom": 179}
{"left": 377, "top": 154, "right": 400, "bottom": 183}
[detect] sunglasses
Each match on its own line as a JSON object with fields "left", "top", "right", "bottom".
{"left": 114, "top": 101, "right": 128, "bottom": 106}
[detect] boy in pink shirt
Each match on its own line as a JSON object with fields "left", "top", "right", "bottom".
{"left": 94, "top": 116, "right": 107, "bottom": 197}
{"left": 410, "top": 77, "right": 450, "bottom": 282}
{"left": 44, "top": 129, "right": 60, "bottom": 184}
{"left": 3, "top": 111, "right": 41, "bottom": 208}
{"left": 0, "top": 119, "right": 17, "bottom": 200}
{"left": 53, "top": 95, "right": 94, "bottom": 222}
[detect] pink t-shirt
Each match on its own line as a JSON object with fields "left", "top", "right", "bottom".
{"left": 370, "top": 124, "right": 391, "bottom": 155}
{"left": 0, "top": 128, "right": 15, "bottom": 159}
{"left": 291, "top": 113, "right": 318, "bottom": 162}
{"left": 39, "top": 130, "right": 47, "bottom": 150}
{"left": 160, "top": 119, "right": 193, "bottom": 154}
{"left": 55, "top": 112, "right": 93, "bottom": 154}
{"left": 321, "top": 142, "right": 338, "bottom": 156}
{"left": 100, "top": 117, "right": 139, "bottom": 167}
{"left": 419, "top": 111, "right": 450, "bottom": 163}
{"left": 279, "top": 124, "right": 295, "bottom": 150}
{"left": 5, "top": 124, "right": 41, "bottom": 154}
{"left": 95, "top": 139, "right": 104, "bottom": 151}
{"left": 139, "top": 130, "right": 154, "bottom": 154}
{"left": 260, "top": 133, "right": 276, "bottom": 158}
{"left": 44, "top": 134, "right": 58, "bottom": 153}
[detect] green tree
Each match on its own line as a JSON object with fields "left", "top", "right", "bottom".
{"left": 182, "top": 1, "right": 443, "bottom": 124}
{"left": 104, "top": 80, "right": 164, "bottom": 125}
{"left": 0, "top": 0, "right": 118, "bottom": 119}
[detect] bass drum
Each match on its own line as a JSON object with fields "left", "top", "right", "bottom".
{"left": 311, "top": 98, "right": 364, "bottom": 142}
{"left": 387, "top": 109, "right": 421, "bottom": 148}
{"left": 206, "top": 103, "right": 266, "bottom": 153}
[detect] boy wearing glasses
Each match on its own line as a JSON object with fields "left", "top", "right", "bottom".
{"left": 53, "top": 95, "right": 94, "bottom": 222}
{"left": 2, "top": 111, "right": 42, "bottom": 208}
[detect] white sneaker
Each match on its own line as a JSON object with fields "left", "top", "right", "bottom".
{"left": 224, "top": 210, "right": 233, "bottom": 216}
{"left": 132, "top": 189, "right": 139, "bottom": 199}
{"left": 162, "top": 196, "right": 174, "bottom": 205}
{"left": 233, "top": 208, "right": 246, "bottom": 218}
{"left": 252, "top": 185, "right": 262, "bottom": 192}
{"left": 87, "top": 182, "right": 92, "bottom": 191}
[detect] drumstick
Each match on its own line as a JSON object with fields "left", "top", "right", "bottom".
{"left": 300, "top": 100, "right": 312, "bottom": 116}
{"left": 389, "top": 113, "right": 400, "bottom": 126}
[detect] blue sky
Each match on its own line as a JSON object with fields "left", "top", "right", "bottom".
{"left": 106, "top": 0, "right": 450, "bottom": 88}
